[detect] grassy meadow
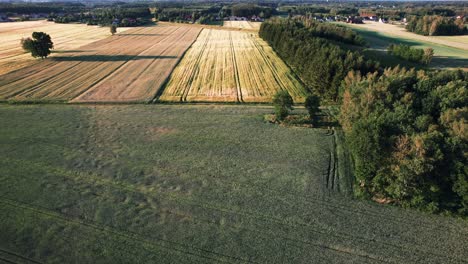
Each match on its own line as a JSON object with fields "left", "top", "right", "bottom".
{"left": 0, "top": 105, "right": 467, "bottom": 263}
{"left": 341, "top": 23, "right": 468, "bottom": 70}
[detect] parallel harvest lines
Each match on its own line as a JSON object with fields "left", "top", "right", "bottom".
{"left": 159, "top": 29, "right": 306, "bottom": 103}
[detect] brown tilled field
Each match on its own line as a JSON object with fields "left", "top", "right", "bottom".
{"left": 160, "top": 29, "right": 306, "bottom": 103}
{"left": 0, "top": 20, "right": 130, "bottom": 75}
{"left": 0, "top": 25, "right": 201, "bottom": 103}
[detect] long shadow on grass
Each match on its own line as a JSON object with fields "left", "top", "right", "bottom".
{"left": 51, "top": 55, "right": 178, "bottom": 62}
{"left": 357, "top": 29, "right": 423, "bottom": 48}
{"left": 431, "top": 56, "right": 468, "bottom": 69}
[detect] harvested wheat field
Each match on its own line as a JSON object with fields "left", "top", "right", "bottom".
{"left": 0, "top": 25, "right": 201, "bottom": 103}
{"left": 0, "top": 20, "right": 129, "bottom": 75}
{"left": 160, "top": 29, "right": 306, "bottom": 103}
{"left": 223, "top": 20, "right": 262, "bottom": 30}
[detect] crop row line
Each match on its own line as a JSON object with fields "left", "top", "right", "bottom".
{"left": 0, "top": 197, "right": 244, "bottom": 264}
{"left": 0, "top": 248, "right": 42, "bottom": 264}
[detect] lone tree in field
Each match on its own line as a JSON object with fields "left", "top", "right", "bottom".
{"left": 305, "top": 94, "right": 320, "bottom": 123}
{"left": 110, "top": 24, "right": 117, "bottom": 35}
{"left": 422, "top": 47, "right": 434, "bottom": 65}
{"left": 21, "top": 32, "right": 53, "bottom": 59}
{"left": 272, "top": 90, "right": 294, "bottom": 121}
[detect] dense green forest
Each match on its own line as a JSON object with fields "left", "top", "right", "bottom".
{"left": 340, "top": 68, "right": 467, "bottom": 215}
{"left": 406, "top": 15, "right": 467, "bottom": 36}
{"left": 260, "top": 18, "right": 467, "bottom": 217}
{"left": 259, "top": 18, "right": 378, "bottom": 101}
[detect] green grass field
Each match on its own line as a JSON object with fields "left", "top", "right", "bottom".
{"left": 342, "top": 25, "right": 468, "bottom": 70}
{"left": 1, "top": 105, "right": 467, "bottom": 263}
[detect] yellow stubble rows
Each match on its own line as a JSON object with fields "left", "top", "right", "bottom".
{"left": 223, "top": 21, "right": 262, "bottom": 30}
{"left": 0, "top": 25, "right": 201, "bottom": 102}
{"left": 160, "top": 29, "right": 306, "bottom": 103}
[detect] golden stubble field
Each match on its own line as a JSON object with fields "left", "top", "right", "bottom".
{"left": 223, "top": 21, "right": 262, "bottom": 30}
{"left": 160, "top": 29, "right": 306, "bottom": 103}
{"left": 0, "top": 25, "right": 201, "bottom": 103}
{"left": 0, "top": 20, "right": 130, "bottom": 75}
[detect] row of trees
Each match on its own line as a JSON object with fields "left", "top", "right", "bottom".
{"left": 48, "top": 7, "right": 152, "bottom": 27}
{"left": 155, "top": 6, "right": 221, "bottom": 24}
{"left": 273, "top": 91, "right": 320, "bottom": 123}
{"left": 388, "top": 44, "right": 434, "bottom": 65}
{"left": 223, "top": 4, "right": 274, "bottom": 18}
{"left": 259, "top": 18, "right": 378, "bottom": 101}
{"left": 339, "top": 68, "right": 467, "bottom": 215}
{"left": 406, "top": 15, "right": 467, "bottom": 36}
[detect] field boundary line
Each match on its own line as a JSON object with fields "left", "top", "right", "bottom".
{"left": 147, "top": 26, "right": 204, "bottom": 103}
{"left": 153, "top": 27, "right": 204, "bottom": 103}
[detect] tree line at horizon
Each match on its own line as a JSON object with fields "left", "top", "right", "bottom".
{"left": 406, "top": 15, "right": 467, "bottom": 36}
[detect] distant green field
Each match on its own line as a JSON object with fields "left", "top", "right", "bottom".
{"left": 0, "top": 105, "right": 467, "bottom": 263}
{"left": 343, "top": 25, "right": 468, "bottom": 70}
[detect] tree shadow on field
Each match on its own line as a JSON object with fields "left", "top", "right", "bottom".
{"left": 120, "top": 33, "right": 166, "bottom": 36}
{"left": 51, "top": 55, "right": 178, "bottom": 62}
{"left": 53, "top": 50, "right": 87, "bottom": 54}
{"left": 431, "top": 56, "right": 468, "bottom": 69}
{"left": 356, "top": 29, "right": 423, "bottom": 49}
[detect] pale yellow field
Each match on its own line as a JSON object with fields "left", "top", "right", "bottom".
{"left": 223, "top": 21, "right": 262, "bottom": 31}
{"left": 0, "top": 20, "right": 130, "bottom": 75}
{"left": 0, "top": 25, "right": 201, "bottom": 103}
{"left": 348, "top": 21, "right": 468, "bottom": 51}
{"left": 160, "top": 29, "right": 306, "bottom": 103}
